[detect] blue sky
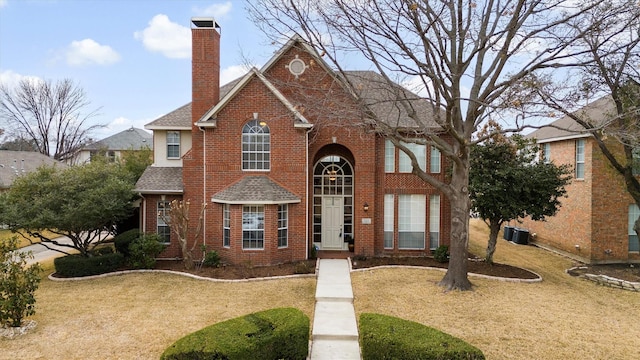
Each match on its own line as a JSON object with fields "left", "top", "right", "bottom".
{"left": 0, "top": 0, "right": 281, "bottom": 139}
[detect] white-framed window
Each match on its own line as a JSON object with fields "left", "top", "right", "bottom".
{"left": 575, "top": 139, "right": 585, "bottom": 179}
{"left": 384, "top": 194, "right": 394, "bottom": 249}
{"left": 385, "top": 139, "right": 395, "bottom": 173}
{"left": 167, "top": 131, "right": 181, "bottom": 159}
{"left": 629, "top": 204, "right": 640, "bottom": 252}
{"left": 632, "top": 148, "right": 640, "bottom": 176}
{"left": 242, "top": 205, "right": 264, "bottom": 249}
{"left": 429, "top": 195, "right": 440, "bottom": 250}
{"left": 242, "top": 120, "right": 270, "bottom": 170}
{"left": 399, "top": 142, "right": 426, "bottom": 173}
{"left": 157, "top": 200, "right": 171, "bottom": 244}
{"left": 223, "top": 204, "right": 230, "bottom": 247}
{"left": 543, "top": 143, "right": 551, "bottom": 163}
{"left": 430, "top": 146, "right": 441, "bottom": 173}
{"left": 278, "top": 204, "right": 288, "bottom": 248}
{"left": 398, "top": 194, "right": 425, "bottom": 249}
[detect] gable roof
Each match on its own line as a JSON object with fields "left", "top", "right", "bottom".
{"left": 84, "top": 127, "right": 152, "bottom": 151}
{"left": 0, "top": 151, "right": 68, "bottom": 189}
{"left": 211, "top": 175, "right": 300, "bottom": 204}
{"left": 134, "top": 167, "right": 183, "bottom": 194}
{"left": 195, "top": 67, "right": 312, "bottom": 128}
{"left": 527, "top": 96, "right": 614, "bottom": 143}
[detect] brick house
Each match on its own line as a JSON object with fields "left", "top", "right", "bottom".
{"left": 521, "top": 96, "right": 640, "bottom": 264}
{"left": 134, "top": 18, "right": 450, "bottom": 266}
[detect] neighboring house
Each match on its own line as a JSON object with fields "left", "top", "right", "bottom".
{"left": 134, "top": 18, "right": 451, "bottom": 266}
{"left": 521, "top": 96, "right": 640, "bottom": 264}
{"left": 73, "top": 127, "right": 152, "bottom": 164}
{"left": 0, "top": 150, "right": 68, "bottom": 191}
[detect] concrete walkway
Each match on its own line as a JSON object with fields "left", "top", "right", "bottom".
{"left": 21, "top": 237, "right": 76, "bottom": 266}
{"left": 310, "top": 259, "right": 361, "bottom": 360}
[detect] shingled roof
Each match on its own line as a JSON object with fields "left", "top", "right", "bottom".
{"left": 134, "top": 167, "right": 183, "bottom": 194}
{"left": 212, "top": 176, "right": 300, "bottom": 204}
{"left": 0, "top": 151, "right": 68, "bottom": 190}
{"left": 84, "top": 127, "right": 152, "bottom": 151}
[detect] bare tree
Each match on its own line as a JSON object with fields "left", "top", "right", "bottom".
{"left": 247, "top": 0, "right": 633, "bottom": 290}
{"left": 161, "top": 200, "right": 207, "bottom": 270}
{"left": 0, "top": 78, "right": 101, "bottom": 162}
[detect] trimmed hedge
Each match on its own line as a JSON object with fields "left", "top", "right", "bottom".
{"left": 161, "top": 307, "right": 309, "bottom": 360}
{"left": 360, "top": 313, "right": 485, "bottom": 360}
{"left": 54, "top": 253, "right": 124, "bottom": 277}
{"left": 113, "top": 228, "right": 141, "bottom": 257}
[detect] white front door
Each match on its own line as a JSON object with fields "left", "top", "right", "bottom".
{"left": 322, "top": 197, "right": 344, "bottom": 249}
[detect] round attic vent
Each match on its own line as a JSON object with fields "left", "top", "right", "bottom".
{"left": 287, "top": 56, "right": 308, "bottom": 77}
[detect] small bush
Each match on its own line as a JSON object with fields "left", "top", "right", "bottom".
{"left": 161, "top": 307, "right": 309, "bottom": 360}
{"left": 433, "top": 245, "right": 449, "bottom": 263}
{"left": 1, "top": 237, "right": 42, "bottom": 328}
{"left": 91, "top": 246, "right": 114, "bottom": 256}
{"left": 360, "top": 313, "right": 485, "bottom": 360}
{"left": 113, "top": 228, "right": 140, "bottom": 257}
{"left": 128, "top": 234, "right": 165, "bottom": 269}
{"left": 54, "top": 252, "right": 124, "bottom": 277}
{"left": 293, "top": 261, "right": 315, "bottom": 274}
{"left": 202, "top": 250, "right": 221, "bottom": 267}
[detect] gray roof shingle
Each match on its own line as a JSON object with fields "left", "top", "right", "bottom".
{"left": 212, "top": 176, "right": 300, "bottom": 204}
{"left": 84, "top": 127, "right": 152, "bottom": 151}
{"left": 134, "top": 167, "right": 183, "bottom": 194}
{"left": 0, "top": 151, "right": 68, "bottom": 189}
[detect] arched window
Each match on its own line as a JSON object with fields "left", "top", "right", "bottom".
{"left": 242, "top": 120, "right": 270, "bottom": 170}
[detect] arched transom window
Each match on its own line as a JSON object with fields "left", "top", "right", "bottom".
{"left": 242, "top": 120, "right": 270, "bottom": 170}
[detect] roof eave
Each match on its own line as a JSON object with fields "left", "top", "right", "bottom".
{"left": 145, "top": 125, "right": 192, "bottom": 131}
{"left": 135, "top": 189, "right": 184, "bottom": 195}
{"left": 211, "top": 198, "right": 301, "bottom": 205}
{"left": 534, "top": 133, "right": 592, "bottom": 143}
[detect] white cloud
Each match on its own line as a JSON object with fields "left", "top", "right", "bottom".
{"left": 220, "top": 64, "right": 250, "bottom": 85}
{"left": 134, "top": 14, "right": 191, "bottom": 59}
{"left": 193, "top": 1, "right": 232, "bottom": 19}
{"left": 0, "top": 70, "right": 42, "bottom": 88}
{"left": 65, "top": 39, "right": 121, "bottom": 67}
{"left": 0, "top": 0, "right": 7, "bottom": 9}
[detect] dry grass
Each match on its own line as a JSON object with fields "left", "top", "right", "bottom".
{"left": 1, "top": 273, "right": 315, "bottom": 359}
{"left": 352, "top": 219, "right": 640, "bottom": 359}
{"left": 0, "top": 229, "right": 56, "bottom": 248}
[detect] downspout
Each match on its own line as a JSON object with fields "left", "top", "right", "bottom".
{"left": 200, "top": 126, "right": 207, "bottom": 247}
{"left": 138, "top": 193, "right": 146, "bottom": 234}
{"left": 305, "top": 128, "right": 310, "bottom": 260}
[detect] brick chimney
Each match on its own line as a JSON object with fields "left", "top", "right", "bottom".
{"left": 191, "top": 17, "right": 220, "bottom": 125}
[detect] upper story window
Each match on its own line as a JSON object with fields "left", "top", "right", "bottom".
{"left": 167, "top": 131, "right": 181, "bottom": 159}
{"left": 399, "top": 141, "right": 426, "bottom": 173}
{"left": 632, "top": 148, "right": 640, "bottom": 176}
{"left": 385, "top": 139, "right": 395, "bottom": 173}
{"left": 242, "top": 120, "right": 270, "bottom": 171}
{"left": 575, "top": 139, "right": 585, "bottom": 179}
{"left": 430, "top": 146, "right": 441, "bottom": 173}
{"left": 543, "top": 143, "right": 551, "bottom": 163}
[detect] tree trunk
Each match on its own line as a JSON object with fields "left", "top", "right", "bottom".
{"left": 486, "top": 219, "right": 502, "bottom": 264}
{"left": 438, "top": 161, "right": 472, "bottom": 291}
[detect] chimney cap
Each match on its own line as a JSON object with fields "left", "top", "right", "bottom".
{"left": 191, "top": 17, "right": 220, "bottom": 29}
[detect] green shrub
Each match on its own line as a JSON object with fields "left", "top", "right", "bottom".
{"left": 433, "top": 245, "right": 449, "bottom": 263}
{"left": 113, "top": 228, "right": 140, "bottom": 257}
{"left": 202, "top": 250, "right": 221, "bottom": 267}
{"left": 54, "top": 252, "right": 124, "bottom": 277}
{"left": 161, "top": 307, "right": 309, "bottom": 360}
{"left": 0, "top": 236, "right": 42, "bottom": 327}
{"left": 128, "top": 234, "right": 165, "bottom": 269}
{"left": 360, "top": 313, "right": 485, "bottom": 360}
{"left": 91, "top": 246, "right": 114, "bottom": 256}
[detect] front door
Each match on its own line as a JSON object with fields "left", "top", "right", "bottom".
{"left": 322, "top": 197, "right": 344, "bottom": 249}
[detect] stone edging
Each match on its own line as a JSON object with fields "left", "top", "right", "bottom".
{"left": 0, "top": 320, "right": 37, "bottom": 340}
{"left": 349, "top": 259, "right": 543, "bottom": 283}
{"left": 566, "top": 266, "right": 640, "bottom": 292}
{"left": 47, "top": 260, "right": 320, "bottom": 283}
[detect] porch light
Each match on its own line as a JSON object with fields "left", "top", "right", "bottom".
{"left": 363, "top": 202, "right": 369, "bottom": 212}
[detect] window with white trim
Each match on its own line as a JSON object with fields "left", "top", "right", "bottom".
{"left": 157, "top": 201, "right": 171, "bottom": 244}
{"left": 398, "top": 194, "right": 425, "bottom": 249}
{"left": 543, "top": 143, "right": 551, "bottom": 163}
{"left": 629, "top": 204, "right": 640, "bottom": 252}
{"left": 242, "top": 205, "right": 264, "bottom": 249}
{"left": 385, "top": 139, "right": 395, "bottom": 173}
{"left": 430, "top": 146, "right": 441, "bottom": 173}
{"left": 223, "top": 204, "right": 230, "bottom": 247}
{"left": 632, "top": 148, "right": 640, "bottom": 176}
{"left": 399, "top": 142, "right": 426, "bottom": 173}
{"left": 242, "top": 120, "right": 270, "bottom": 170}
{"left": 575, "top": 139, "right": 585, "bottom": 179}
{"left": 167, "top": 131, "right": 180, "bottom": 159}
{"left": 278, "top": 204, "right": 288, "bottom": 248}
{"left": 429, "top": 195, "right": 440, "bottom": 250}
{"left": 384, "top": 194, "right": 394, "bottom": 249}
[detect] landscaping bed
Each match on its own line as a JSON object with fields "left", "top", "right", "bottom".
{"left": 567, "top": 263, "right": 640, "bottom": 282}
